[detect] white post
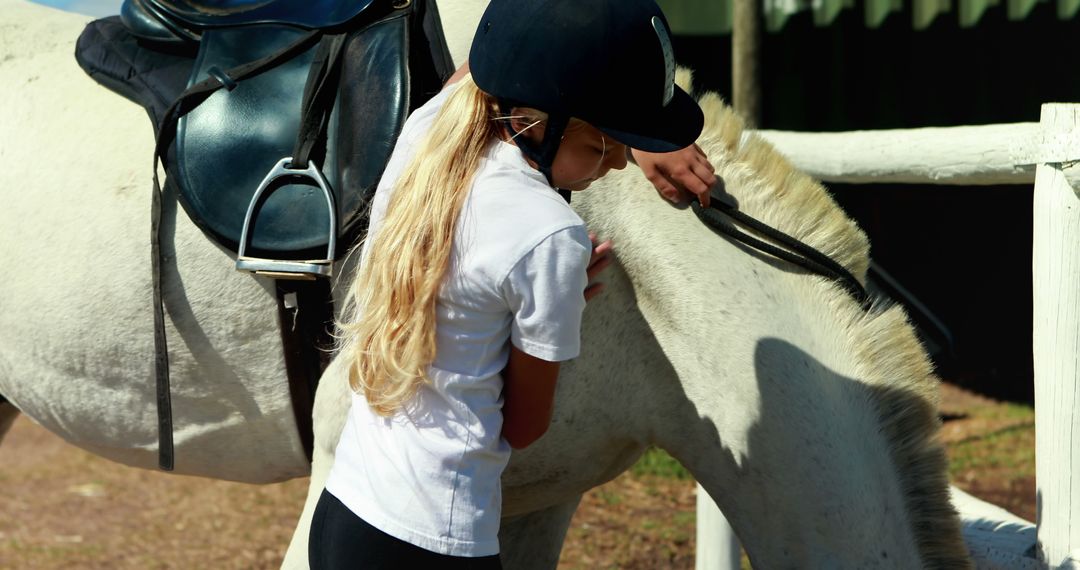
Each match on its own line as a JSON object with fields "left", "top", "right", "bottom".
{"left": 1034, "top": 104, "right": 1080, "bottom": 569}
{"left": 695, "top": 483, "right": 741, "bottom": 570}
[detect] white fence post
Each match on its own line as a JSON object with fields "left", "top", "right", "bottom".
{"left": 695, "top": 483, "right": 741, "bottom": 570}
{"left": 1033, "top": 104, "right": 1080, "bottom": 569}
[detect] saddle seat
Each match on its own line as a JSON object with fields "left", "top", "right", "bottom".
{"left": 126, "top": 0, "right": 377, "bottom": 41}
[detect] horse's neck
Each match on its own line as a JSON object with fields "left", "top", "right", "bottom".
{"left": 434, "top": 0, "right": 488, "bottom": 67}
{"left": 574, "top": 173, "right": 924, "bottom": 568}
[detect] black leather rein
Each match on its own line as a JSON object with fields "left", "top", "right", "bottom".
{"left": 689, "top": 196, "right": 872, "bottom": 310}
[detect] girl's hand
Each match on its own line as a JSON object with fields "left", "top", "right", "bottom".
{"left": 630, "top": 144, "right": 717, "bottom": 207}
{"left": 585, "top": 232, "right": 614, "bottom": 302}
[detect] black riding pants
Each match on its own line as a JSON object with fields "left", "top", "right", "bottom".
{"left": 308, "top": 489, "right": 503, "bottom": 569}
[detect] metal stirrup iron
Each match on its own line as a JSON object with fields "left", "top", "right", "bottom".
{"left": 235, "top": 33, "right": 347, "bottom": 280}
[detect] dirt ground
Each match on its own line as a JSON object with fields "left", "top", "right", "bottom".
{"left": 0, "top": 382, "right": 1034, "bottom": 569}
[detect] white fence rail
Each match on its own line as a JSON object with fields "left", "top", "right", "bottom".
{"left": 760, "top": 123, "right": 1041, "bottom": 185}
{"left": 697, "top": 103, "right": 1080, "bottom": 570}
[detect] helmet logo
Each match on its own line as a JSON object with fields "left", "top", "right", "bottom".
{"left": 651, "top": 16, "right": 675, "bottom": 107}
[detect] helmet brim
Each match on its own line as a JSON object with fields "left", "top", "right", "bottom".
{"left": 593, "top": 86, "right": 704, "bottom": 153}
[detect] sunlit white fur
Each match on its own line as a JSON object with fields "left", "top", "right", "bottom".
{"left": 0, "top": 1, "right": 967, "bottom": 568}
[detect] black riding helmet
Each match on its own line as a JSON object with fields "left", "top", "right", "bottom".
{"left": 469, "top": 0, "right": 705, "bottom": 187}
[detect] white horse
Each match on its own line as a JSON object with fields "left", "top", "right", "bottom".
{"left": 0, "top": 1, "right": 971, "bottom": 568}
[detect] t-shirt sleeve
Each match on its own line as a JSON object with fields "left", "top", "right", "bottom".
{"left": 500, "top": 225, "right": 592, "bottom": 362}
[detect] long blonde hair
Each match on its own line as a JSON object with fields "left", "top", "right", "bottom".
{"left": 338, "top": 76, "right": 502, "bottom": 416}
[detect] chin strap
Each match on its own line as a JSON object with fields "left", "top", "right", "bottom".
{"left": 499, "top": 100, "right": 572, "bottom": 202}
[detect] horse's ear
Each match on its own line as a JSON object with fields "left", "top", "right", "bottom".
{"left": 675, "top": 66, "right": 694, "bottom": 95}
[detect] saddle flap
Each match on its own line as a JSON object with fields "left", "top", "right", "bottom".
{"left": 174, "top": 14, "right": 412, "bottom": 257}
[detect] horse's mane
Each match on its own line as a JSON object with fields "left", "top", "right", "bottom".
{"left": 689, "top": 75, "right": 971, "bottom": 568}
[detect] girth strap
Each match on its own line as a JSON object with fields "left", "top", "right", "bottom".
{"left": 276, "top": 280, "right": 335, "bottom": 462}
{"left": 690, "top": 197, "right": 871, "bottom": 309}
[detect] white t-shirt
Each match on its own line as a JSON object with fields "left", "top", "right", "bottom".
{"left": 325, "top": 85, "right": 591, "bottom": 557}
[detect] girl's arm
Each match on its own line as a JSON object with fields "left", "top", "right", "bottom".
{"left": 501, "top": 346, "right": 560, "bottom": 449}
{"left": 501, "top": 232, "right": 612, "bottom": 449}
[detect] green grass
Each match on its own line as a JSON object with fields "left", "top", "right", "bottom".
{"left": 946, "top": 402, "right": 1036, "bottom": 479}
{"left": 630, "top": 447, "right": 692, "bottom": 480}
{"left": 598, "top": 489, "right": 623, "bottom": 506}
{"left": 948, "top": 422, "right": 1036, "bottom": 477}
{"left": 1000, "top": 402, "right": 1035, "bottom": 420}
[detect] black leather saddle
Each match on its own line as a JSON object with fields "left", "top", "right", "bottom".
{"left": 75, "top": 0, "right": 454, "bottom": 471}
{"left": 77, "top": 0, "right": 453, "bottom": 276}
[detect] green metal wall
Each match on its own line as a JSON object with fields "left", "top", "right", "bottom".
{"left": 658, "top": 0, "right": 1080, "bottom": 32}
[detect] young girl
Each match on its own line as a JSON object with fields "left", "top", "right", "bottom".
{"left": 309, "top": 1, "right": 708, "bottom": 567}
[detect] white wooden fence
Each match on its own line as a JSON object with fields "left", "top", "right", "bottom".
{"left": 695, "top": 103, "right": 1080, "bottom": 570}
